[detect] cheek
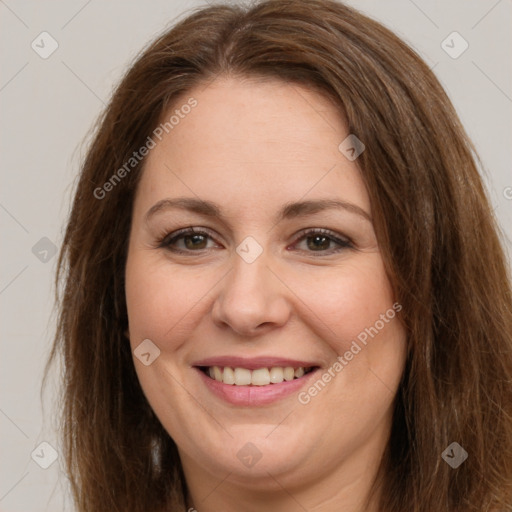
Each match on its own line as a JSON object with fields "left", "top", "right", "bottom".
{"left": 294, "top": 255, "right": 397, "bottom": 344}
{"left": 125, "top": 252, "right": 214, "bottom": 346}
{"left": 294, "top": 254, "right": 406, "bottom": 393}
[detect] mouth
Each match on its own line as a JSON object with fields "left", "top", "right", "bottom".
{"left": 198, "top": 365, "right": 318, "bottom": 386}
{"left": 192, "top": 357, "right": 321, "bottom": 406}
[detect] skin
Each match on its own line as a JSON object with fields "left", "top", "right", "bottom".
{"left": 125, "top": 76, "right": 407, "bottom": 512}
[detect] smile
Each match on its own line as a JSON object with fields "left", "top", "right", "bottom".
{"left": 200, "top": 365, "right": 316, "bottom": 385}
{"left": 193, "top": 357, "right": 321, "bottom": 406}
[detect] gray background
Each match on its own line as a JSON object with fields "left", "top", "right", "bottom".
{"left": 1, "top": 0, "right": 511, "bottom": 510}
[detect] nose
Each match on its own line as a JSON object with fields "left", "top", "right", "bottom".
{"left": 211, "top": 251, "right": 292, "bottom": 337}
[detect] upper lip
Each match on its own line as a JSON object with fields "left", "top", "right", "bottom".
{"left": 192, "top": 356, "right": 320, "bottom": 370}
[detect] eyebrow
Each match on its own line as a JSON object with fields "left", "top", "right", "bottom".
{"left": 145, "top": 197, "right": 372, "bottom": 224}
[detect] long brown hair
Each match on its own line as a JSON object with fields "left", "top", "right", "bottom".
{"left": 46, "top": 0, "right": 512, "bottom": 510}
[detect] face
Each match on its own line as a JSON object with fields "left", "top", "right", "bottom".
{"left": 125, "top": 77, "right": 407, "bottom": 494}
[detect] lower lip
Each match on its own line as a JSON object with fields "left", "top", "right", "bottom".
{"left": 195, "top": 368, "right": 319, "bottom": 406}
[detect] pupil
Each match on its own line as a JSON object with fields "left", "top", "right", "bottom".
{"left": 308, "top": 235, "right": 329, "bottom": 251}
{"left": 185, "top": 234, "right": 206, "bottom": 250}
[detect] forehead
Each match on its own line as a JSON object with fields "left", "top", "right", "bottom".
{"left": 167, "top": 76, "right": 345, "bottom": 156}
{"left": 135, "top": 77, "right": 370, "bottom": 219}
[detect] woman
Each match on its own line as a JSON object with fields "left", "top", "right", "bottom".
{"left": 47, "top": 0, "right": 512, "bottom": 510}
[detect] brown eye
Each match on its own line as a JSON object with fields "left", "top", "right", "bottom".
{"left": 306, "top": 234, "right": 331, "bottom": 251}
{"left": 159, "top": 228, "right": 219, "bottom": 253}
{"left": 293, "top": 229, "right": 352, "bottom": 255}
{"left": 182, "top": 234, "right": 208, "bottom": 250}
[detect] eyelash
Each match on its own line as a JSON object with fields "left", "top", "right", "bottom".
{"left": 157, "top": 227, "right": 353, "bottom": 256}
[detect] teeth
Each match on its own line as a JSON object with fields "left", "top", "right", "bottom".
{"left": 223, "top": 366, "right": 235, "bottom": 385}
{"left": 283, "top": 367, "right": 295, "bottom": 381}
{"left": 213, "top": 366, "right": 223, "bottom": 382}
{"left": 252, "top": 368, "right": 270, "bottom": 386}
{"left": 206, "top": 366, "right": 312, "bottom": 385}
{"left": 234, "top": 368, "right": 252, "bottom": 386}
{"left": 294, "top": 367, "right": 305, "bottom": 378}
{"left": 269, "top": 367, "right": 284, "bottom": 384}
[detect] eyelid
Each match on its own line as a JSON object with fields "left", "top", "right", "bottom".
{"left": 294, "top": 227, "right": 351, "bottom": 244}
